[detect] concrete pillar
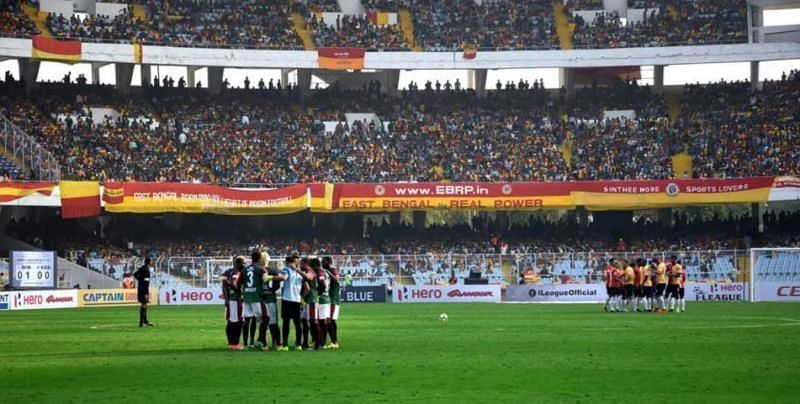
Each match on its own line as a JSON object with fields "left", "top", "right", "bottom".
{"left": 561, "top": 67, "right": 575, "bottom": 99}
{"left": 297, "top": 68, "right": 312, "bottom": 93}
{"left": 752, "top": 203, "right": 763, "bottom": 233}
{"left": 186, "top": 67, "right": 197, "bottom": 88}
{"left": 280, "top": 69, "right": 291, "bottom": 88}
{"left": 389, "top": 211, "right": 401, "bottom": 226}
{"left": 207, "top": 66, "right": 224, "bottom": 94}
{"left": 412, "top": 211, "right": 426, "bottom": 231}
{"left": 115, "top": 63, "right": 134, "bottom": 94}
{"left": 576, "top": 206, "right": 589, "bottom": 227}
{"left": 750, "top": 61, "right": 761, "bottom": 91}
{"left": 473, "top": 69, "right": 487, "bottom": 96}
{"left": 91, "top": 62, "right": 102, "bottom": 85}
{"left": 18, "top": 58, "right": 40, "bottom": 94}
{"left": 495, "top": 211, "right": 509, "bottom": 232}
{"left": 141, "top": 64, "right": 151, "bottom": 87}
{"left": 658, "top": 208, "right": 673, "bottom": 228}
{"left": 385, "top": 69, "right": 400, "bottom": 95}
{"left": 653, "top": 65, "right": 665, "bottom": 94}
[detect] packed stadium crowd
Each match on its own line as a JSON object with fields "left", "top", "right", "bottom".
{"left": 0, "top": 0, "right": 749, "bottom": 50}
{"left": 568, "top": 0, "right": 747, "bottom": 48}
{"left": 0, "top": 0, "right": 38, "bottom": 37}
{"left": 409, "top": 0, "right": 560, "bottom": 50}
{"left": 306, "top": 13, "right": 409, "bottom": 49}
{"left": 2, "top": 74, "right": 799, "bottom": 183}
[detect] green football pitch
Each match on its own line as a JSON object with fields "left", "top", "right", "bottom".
{"left": 2, "top": 303, "right": 800, "bottom": 403}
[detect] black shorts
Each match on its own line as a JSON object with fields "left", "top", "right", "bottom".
{"left": 606, "top": 286, "right": 612, "bottom": 296}
{"left": 679, "top": 287, "right": 685, "bottom": 299}
{"left": 666, "top": 284, "right": 679, "bottom": 298}
{"left": 641, "top": 286, "right": 652, "bottom": 297}
{"left": 624, "top": 285, "right": 635, "bottom": 299}
{"left": 655, "top": 283, "right": 666, "bottom": 296}
{"left": 137, "top": 290, "right": 149, "bottom": 304}
{"left": 281, "top": 300, "right": 301, "bottom": 320}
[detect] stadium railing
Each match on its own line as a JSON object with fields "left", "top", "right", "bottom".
{"left": 0, "top": 114, "right": 61, "bottom": 181}
{"left": 146, "top": 250, "right": 747, "bottom": 289}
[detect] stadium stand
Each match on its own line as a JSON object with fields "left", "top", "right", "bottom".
{"left": 2, "top": 0, "right": 752, "bottom": 50}
{"left": 306, "top": 12, "right": 410, "bottom": 49}
{"left": 568, "top": 0, "right": 748, "bottom": 48}
{"left": 2, "top": 75, "right": 798, "bottom": 184}
{"left": 0, "top": 0, "right": 39, "bottom": 37}
{"left": 408, "top": 0, "right": 560, "bottom": 51}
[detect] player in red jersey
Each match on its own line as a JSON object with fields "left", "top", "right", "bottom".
{"left": 633, "top": 259, "right": 643, "bottom": 312}
{"left": 609, "top": 260, "right": 625, "bottom": 312}
{"left": 602, "top": 258, "right": 616, "bottom": 312}
{"left": 679, "top": 264, "right": 687, "bottom": 312}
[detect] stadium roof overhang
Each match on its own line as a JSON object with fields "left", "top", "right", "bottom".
{"left": 1, "top": 37, "right": 799, "bottom": 69}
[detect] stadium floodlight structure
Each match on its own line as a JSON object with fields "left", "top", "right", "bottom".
{"left": 749, "top": 248, "right": 800, "bottom": 302}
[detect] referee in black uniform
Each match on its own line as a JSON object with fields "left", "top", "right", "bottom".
{"left": 133, "top": 257, "right": 154, "bottom": 327}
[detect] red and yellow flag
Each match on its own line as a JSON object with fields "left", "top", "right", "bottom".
{"left": 318, "top": 47, "right": 365, "bottom": 70}
{"left": 60, "top": 181, "right": 101, "bottom": 218}
{"left": 31, "top": 35, "right": 81, "bottom": 62}
{"left": 0, "top": 182, "right": 55, "bottom": 203}
{"left": 463, "top": 45, "right": 477, "bottom": 60}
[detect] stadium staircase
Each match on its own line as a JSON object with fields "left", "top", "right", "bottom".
{"left": 553, "top": 2, "right": 574, "bottom": 50}
{"left": 559, "top": 130, "right": 574, "bottom": 170}
{"left": 21, "top": 2, "right": 52, "bottom": 38}
{"left": 131, "top": 4, "right": 148, "bottom": 21}
{"left": 671, "top": 151, "right": 693, "bottom": 178}
{"left": 664, "top": 92, "right": 681, "bottom": 124}
{"left": 291, "top": 12, "right": 316, "bottom": 50}
{"left": 398, "top": 9, "right": 422, "bottom": 52}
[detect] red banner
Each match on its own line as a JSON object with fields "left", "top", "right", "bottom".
{"left": 102, "top": 183, "right": 308, "bottom": 215}
{"left": 318, "top": 47, "right": 365, "bottom": 70}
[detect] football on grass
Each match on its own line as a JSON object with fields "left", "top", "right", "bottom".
{"left": 439, "top": 313, "right": 448, "bottom": 321}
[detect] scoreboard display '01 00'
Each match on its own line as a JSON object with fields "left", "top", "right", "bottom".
{"left": 10, "top": 251, "right": 57, "bottom": 289}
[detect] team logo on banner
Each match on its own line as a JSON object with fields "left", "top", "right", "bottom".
{"left": 665, "top": 183, "right": 680, "bottom": 197}
{"left": 502, "top": 184, "right": 513, "bottom": 195}
{"left": 374, "top": 185, "right": 385, "bottom": 196}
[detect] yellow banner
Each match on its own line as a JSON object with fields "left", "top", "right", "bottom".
{"left": 78, "top": 288, "right": 159, "bottom": 307}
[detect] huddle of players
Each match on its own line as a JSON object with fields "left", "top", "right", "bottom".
{"left": 221, "top": 250, "right": 341, "bottom": 351}
{"left": 602, "top": 256, "right": 686, "bottom": 313}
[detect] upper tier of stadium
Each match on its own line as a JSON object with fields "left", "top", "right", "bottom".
{"left": 0, "top": 75, "right": 797, "bottom": 183}
{"left": 0, "top": 0, "right": 751, "bottom": 50}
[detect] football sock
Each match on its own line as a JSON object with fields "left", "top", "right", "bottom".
{"left": 329, "top": 320, "right": 337, "bottom": 344}
{"left": 269, "top": 324, "right": 281, "bottom": 346}
{"left": 680, "top": 299, "right": 685, "bottom": 311}
{"left": 249, "top": 318, "right": 257, "bottom": 344}
{"left": 292, "top": 317, "right": 302, "bottom": 347}
{"left": 282, "top": 317, "right": 290, "bottom": 347}
{"left": 301, "top": 319, "right": 309, "bottom": 347}
{"left": 311, "top": 322, "right": 321, "bottom": 348}
{"left": 668, "top": 297, "right": 675, "bottom": 310}
{"left": 139, "top": 306, "right": 145, "bottom": 326}
{"left": 242, "top": 318, "right": 250, "bottom": 346}
{"left": 319, "top": 321, "right": 327, "bottom": 346}
{"left": 225, "top": 322, "right": 233, "bottom": 345}
{"left": 258, "top": 317, "right": 268, "bottom": 345}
